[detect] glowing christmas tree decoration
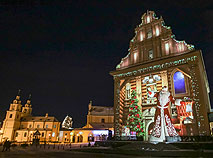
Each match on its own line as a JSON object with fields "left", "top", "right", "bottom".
{"left": 127, "top": 89, "right": 145, "bottom": 137}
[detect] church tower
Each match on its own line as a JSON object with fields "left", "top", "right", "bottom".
{"left": 22, "top": 94, "right": 32, "bottom": 117}
{"left": 1, "top": 90, "right": 22, "bottom": 141}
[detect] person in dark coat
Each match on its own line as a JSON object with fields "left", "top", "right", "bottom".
{"left": 2, "top": 140, "right": 8, "bottom": 152}
{"left": 5, "top": 140, "right": 11, "bottom": 151}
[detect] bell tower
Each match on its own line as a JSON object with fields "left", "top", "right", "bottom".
{"left": 22, "top": 94, "right": 32, "bottom": 117}
{"left": 1, "top": 90, "right": 22, "bottom": 141}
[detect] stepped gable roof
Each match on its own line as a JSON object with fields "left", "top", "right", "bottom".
{"left": 21, "top": 116, "right": 59, "bottom": 122}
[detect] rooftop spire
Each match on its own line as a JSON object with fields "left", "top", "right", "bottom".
{"left": 26, "top": 94, "right": 32, "bottom": 106}
{"left": 28, "top": 94, "right": 32, "bottom": 100}
{"left": 15, "top": 89, "right": 21, "bottom": 101}
{"left": 17, "top": 89, "right": 21, "bottom": 96}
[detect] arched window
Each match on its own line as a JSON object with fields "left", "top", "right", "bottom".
{"left": 173, "top": 71, "right": 186, "bottom": 94}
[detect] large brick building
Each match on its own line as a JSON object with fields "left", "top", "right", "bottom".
{"left": 110, "top": 11, "right": 211, "bottom": 140}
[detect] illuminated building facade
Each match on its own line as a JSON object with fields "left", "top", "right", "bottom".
{"left": 110, "top": 11, "right": 211, "bottom": 140}
{"left": 59, "top": 101, "right": 114, "bottom": 143}
{"left": 0, "top": 92, "right": 60, "bottom": 143}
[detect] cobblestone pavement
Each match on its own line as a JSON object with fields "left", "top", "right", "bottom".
{"left": 0, "top": 144, "right": 213, "bottom": 158}
{"left": 0, "top": 145, "right": 138, "bottom": 158}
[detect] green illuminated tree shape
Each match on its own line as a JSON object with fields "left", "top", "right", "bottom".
{"left": 126, "top": 89, "right": 145, "bottom": 137}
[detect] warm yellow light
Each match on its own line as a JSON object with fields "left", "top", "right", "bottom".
{"left": 77, "top": 134, "right": 79, "bottom": 136}
{"left": 165, "top": 43, "right": 169, "bottom": 54}
{"left": 140, "top": 32, "right": 143, "bottom": 41}
{"left": 156, "top": 27, "right": 159, "bottom": 36}
{"left": 134, "top": 52, "right": 137, "bottom": 62}
{"left": 147, "top": 16, "right": 150, "bottom": 23}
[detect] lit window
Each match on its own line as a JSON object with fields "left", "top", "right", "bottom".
{"left": 46, "top": 125, "right": 48, "bottom": 128}
{"left": 155, "top": 27, "right": 159, "bottom": 36}
{"left": 147, "top": 16, "right": 150, "bottom": 23}
{"left": 149, "top": 50, "right": 153, "bottom": 59}
{"left": 140, "top": 32, "right": 143, "bottom": 41}
{"left": 178, "top": 43, "right": 184, "bottom": 52}
{"left": 173, "top": 71, "right": 186, "bottom": 94}
{"left": 134, "top": 52, "right": 137, "bottom": 62}
{"left": 54, "top": 125, "right": 56, "bottom": 128}
{"left": 126, "top": 83, "right": 131, "bottom": 100}
{"left": 165, "top": 42, "right": 169, "bottom": 55}
{"left": 52, "top": 132, "right": 55, "bottom": 137}
{"left": 147, "top": 30, "right": 152, "bottom": 39}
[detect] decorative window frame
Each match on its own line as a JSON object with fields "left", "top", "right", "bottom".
{"left": 148, "top": 49, "right": 153, "bottom": 59}
{"left": 171, "top": 68, "right": 190, "bottom": 97}
{"left": 125, "top": 83, "right": 131, "bottom": 100}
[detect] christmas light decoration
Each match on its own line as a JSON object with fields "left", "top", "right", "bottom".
{"left": 114, "top": 56, "right": 197, "bottom": 79}
{"left": 127, "top": 89, "right": 145, "bottom": 137}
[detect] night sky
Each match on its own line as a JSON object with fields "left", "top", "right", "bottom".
{"left": 0, "top": 1, "right": 213, "bottom": 127}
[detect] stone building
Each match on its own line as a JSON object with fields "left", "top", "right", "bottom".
{"left": 59, "top": 101, "right": 114, "bottom": 143}
{"left": 0, "top": 92, "right": 60, "bottom": 143}
{"left": 110, "top": 11, "right": 211, "bottom": 140}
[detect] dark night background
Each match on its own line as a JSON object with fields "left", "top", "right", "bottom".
{"left": 0, "top": 0, "right": 212, "bottom": 127}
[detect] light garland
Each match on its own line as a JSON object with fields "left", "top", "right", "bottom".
{"left": 114, "top": 56, "right": 197, "bottom": 79}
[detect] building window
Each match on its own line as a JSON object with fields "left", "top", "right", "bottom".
{"left": 147, "top": 30, "right": 152, "bottom": 39}
{"left": 165, "top": 42, "right": 169, "bottom": 55}
{"left": 15, "top": 132, "right": 18, "bottom": 137}
{"left": 52, "top": 132, "right": 55, "bottom": 137}
{"left": 177, "top": 43, "right": 184, "bottom": 52}
{"left": 140, "top": 32, "right": 143, "bottom": 41}
{"left": 29, "top": 124, "right": 32, "bottom": 128}
{"left": 126, "top": 83, "right": 131, "bottom": 100}
{"left": 54, "top": 125, "right": 56, "bottom": 128}
{"left": 42, "top": 132, "right": 44, "bottom": 137}
{"left": 9, "top": 114, "right": 13, "bottom": 118}
{"left": 134, "top": 52, "right": 137, "bottom": 63}
{"left": 101, "top": 118, "right": 105, "bottom": 123}
{"left": 46, "top": 125, "right": 48, "bottom": 128}
{"left": 24, "top": 132, "right": 27, "bottom": 137}
{"left": 148, "top": 50, "right": 153, "bottom": 59}
{"left": 173, "top": 71, "right": 186, "bottom": 94}
{"left": 147, "top": 16, "right": 150, "bottom": 23}
{"left": 155, "top": 27, "right": 160, "bottom": 36}
{"left": 37, "top": 125, "right": 40, "bottom": 129}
